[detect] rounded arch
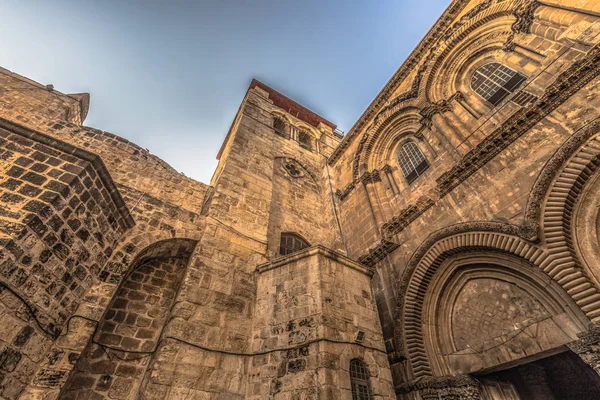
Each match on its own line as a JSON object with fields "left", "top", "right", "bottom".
{"left": 393, "top": 221, "right": 597, "bottom": 379}
{"left": 353, "top": 107, "right": 423, "bottom": 181}
{"left": 423, "top": 253, "right": 588, "bottom": 377}
{"left": 62, "top": 237, "right": 198, "bottom": 398}
{"left": 424, "top": 3, "right": 519, "bottom": 102}
{"left": 271, "top": 110, "right": 292, "bottom": 124}
{"left": 524, "top": 117, "right": 600, "bottom": 294}
{"left": 104, "top": 229, "right": 202, "bottom": 282}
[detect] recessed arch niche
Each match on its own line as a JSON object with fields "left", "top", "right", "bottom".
{"left": 422, "top": 253, "right": 589, "bottom": 377}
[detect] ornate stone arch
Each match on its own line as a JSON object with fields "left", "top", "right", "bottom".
{"left": 423, "top": 253, "right": 588, "bottom": 377}
{"left": 353, "top": 107, "right": 423, "bottom": 181}
{"left": 352, "top": 1, "right": 532, "bottom": 181}
{"left": 524, "top": 117, "right": 600, "bottom": 296}
{"left": 393, "top": 220, "right": 598, "bottom": 379}
{"left": 395, "top": 222, "right": 546, "bottom": 377}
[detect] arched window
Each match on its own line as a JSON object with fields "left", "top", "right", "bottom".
{"left": 350, "top": 359, "right": 373, "bottom": 400}
{"left": 471, "top": 62, "right": 526, "bottom": 106}
{"left": 279, "top": 233, "right": 310, "bottom": 255}
{"left": 398, "top": 142, "right": 429, "bottom": 184}
{"left": 273, "top": 116, "right": 288, "bottom": 138}
{"left": 298, "top": 131, "right": 312, "bottom": 151}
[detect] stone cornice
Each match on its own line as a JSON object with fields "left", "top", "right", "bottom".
{"left": 256, "top": 245, "right": 372, "bottom": 277}
{"left": 327, "top": 0, "right": 472, "bottom": 166}
{"left": 357, "top": 41, "right": 600, "bottom": 266}
{"left": 0, "top": 117, "right": 135, "bottom": 230}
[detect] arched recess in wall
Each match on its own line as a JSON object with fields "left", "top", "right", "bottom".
{"left": 353, "top": 107, "right": 428, "bottom": 181}
{"left": 393, "top": 222, "right": 594, "bottom": 379}
{"left": 524, "top": 118, "right": 600, "bottom": 294}
{"left": 423, "top": 253, "right": 588, "bottom": 378}
{"left": 61, "top": 238, "right": 197, "bottom": 400}
{"left": 426, "top": 15, "right": 519, "bottom": 103}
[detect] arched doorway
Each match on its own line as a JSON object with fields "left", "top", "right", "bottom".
{"left": 421, "top": 253, "right": 596, "bottom": 399}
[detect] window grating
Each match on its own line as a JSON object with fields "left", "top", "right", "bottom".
{"left": 398, "top": 142, "right": 429, "bottom": 184}
{"left": 350, "top": 359, "right": 373, "bottom": 400}
{"left": 471, "top": 62, "right": 526, "bottom": 106}
{"left": 279, "top": 233, "right": 310, "bottom": 256}
{"left": 298, "top": 131, "right": 312, "bottom": 151}
{"left": 273, "top": 117, "right": 288, "bottom": 138}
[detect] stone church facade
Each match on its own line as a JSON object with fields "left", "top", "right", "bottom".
{"left": 2, "top": 0, "right": 600, "bottom": 398}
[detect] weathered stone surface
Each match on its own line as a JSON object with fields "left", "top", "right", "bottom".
{"left": 2, "top": 1, "right": 600, "bottom": 398}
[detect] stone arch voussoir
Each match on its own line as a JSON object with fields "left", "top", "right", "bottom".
{"left": 396, "top": 222, "right": 566, "bottom": 379}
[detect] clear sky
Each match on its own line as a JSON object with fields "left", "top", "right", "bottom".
{"left": 0, "top": 0, "right": 450, "bottom": 183}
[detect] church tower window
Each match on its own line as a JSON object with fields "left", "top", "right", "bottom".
{"left": 298, "top": 131, "right": 313, "bottom": 151}
{"left": 279, "top": 232, "right": 310, "bottom": 255}
{"left": 398, "top": 142, "right": 429, "bottom": 184}
{"left": 471, "top": 62, "right": 526, "bottom": 106}
{"left": 350, "top": 359, "right": 373, "bottom": 400}
{"left": 273, "top": 116, "right": 288, "bottom": 138}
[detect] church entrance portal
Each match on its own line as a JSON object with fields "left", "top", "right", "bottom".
{"left": 478, "top": 350, "right": 600, "bottom": 399}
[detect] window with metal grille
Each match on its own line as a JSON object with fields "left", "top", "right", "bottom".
{"left": 471, "top": 62, "right": 526, "bottom": 106}
{"left": 298, "top": 131, "right": 312, "bottom": 151}
{"left": 273, "top": 116, "right": 288, "bottom": 138}
{"left": 350, "top": 359, "right": 373, "bottom": 400}
{"left": 279, "top": 233, "right": 310, "bottom": 256}
{"left": 398, "top": 142, "right": 429, "bottom": 184}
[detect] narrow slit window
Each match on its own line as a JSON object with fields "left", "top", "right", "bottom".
{"left": 398, "top": 142, "right": 429, "bottom": 184}
{"left": 471, "top": 62, "right": 526, "bottom": 106}
{"left": 350, "top": 359, "right": 373, "bottom": 400}
{"left": 279, "top": 233, "right": 310, "bottom": 256}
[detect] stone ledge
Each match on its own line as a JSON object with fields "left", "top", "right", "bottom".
{"left": 256, "top": 245, "right": 373, "bottom": 277}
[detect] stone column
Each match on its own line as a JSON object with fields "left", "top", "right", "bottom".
{"left": 568, "top": 322, "right": 600, "bottom": 375}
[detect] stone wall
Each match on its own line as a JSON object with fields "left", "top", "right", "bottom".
{"left": 250, "top": 246, "right": 394, "bottom": 399}
{"left": 0, "top": 119, "right": 132, "bottom": 398}
{"left": 61, "top": 256, "right": 189, "bottom": 400}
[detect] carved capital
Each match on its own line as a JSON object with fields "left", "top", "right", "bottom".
{"left": 503, "top": 33, "right": 517, "bottom": 52}
{"left": 381, "top": 164, "right": 394, "bottom": 174}
{"left": 511, "top": 0, "right": 541, "bottom": 34}
{"left": 568, "top": 322, "right": 600, "bottom": 375}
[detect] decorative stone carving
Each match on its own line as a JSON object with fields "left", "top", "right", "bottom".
{"left": 504, "top": 0, "right": 542, "bottom": 52}
{"left": 328, "top": 0, "right": 474, "bottom": 165}
{"left": 397, "top": 374, "right": 482, "bottom": 400}
{"left": 568, "top": 322, "right": 600, "bottom": 375}
{"left": 353, "top": 42, "right": 600, "bottom": 264}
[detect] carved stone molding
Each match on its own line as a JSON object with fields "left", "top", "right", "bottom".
{"left": 394, "top": 218, "right": 600, "bottom": 378}
{"left": 397, "top": 374, "right": 482, "bottom": 399}
{"left": 523, "top": 117, "right": 600, "bottom": 241}
{"left": 568, "top": 322, "right": 600, "bottom": 375}
{"left": 504, "top": 0, "right": 542, "bottom": 52}
{"left": 327, "top": 0, "right": 475, "bottom": 166}
{"left": 353, "top": 42, "right": 600, "bottom": 261}
{"left": 512, "top": 0, "right": 540, "bottom": 35}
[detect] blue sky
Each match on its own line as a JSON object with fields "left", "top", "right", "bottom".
{"left": 0, "top": 0, "right": 450, "bottom": 183}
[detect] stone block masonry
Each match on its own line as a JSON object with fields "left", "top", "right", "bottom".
{"left": 250, "top": 246, "right": 395, "bottom": 399}
{"left": 0, "top": 119, "right": 133, "bottom": 398}
{"left": 60, "top": 256, "right": 189, "bottom": 399}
